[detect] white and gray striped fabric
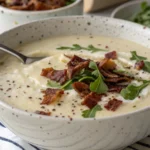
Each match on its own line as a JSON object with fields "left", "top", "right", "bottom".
{"left": 0, "top": 122, "right": 149, "bottom": 150}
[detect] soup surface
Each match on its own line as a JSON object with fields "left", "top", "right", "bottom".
{"left": 0, "top": 36, "right": 150, "bottom": 119}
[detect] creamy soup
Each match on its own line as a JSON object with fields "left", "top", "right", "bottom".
{"left": 0, "top": 36, "right": 150, "bottom": 119}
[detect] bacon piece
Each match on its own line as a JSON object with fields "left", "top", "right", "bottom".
{"left": 72, "top": 82, "right": 90, "bottom": 97}
{"left": 67, "top": 55, "right": 90, "bottom": 79}
{"left": 105, "top": 51, "right": 117, "bottom": 59}
{"left": 104, "top": 99, "right": 122, "bottom": 111}
{"left": 35, "top": 111, "right": 51, "bottom": 116}
{"left": 41, "top": 68, "right": 68, "bottom": 85}
{"left": 100, "top": 69, "right": 119, "bottom": 78}
{"left": 135, "top": 61, "right": 145, "bottom": 70}
{"left": 99, "top": 58, "right": 116, "bottom": 70}
{"left": 105, "top": 77, "right": 132, "bottom": 83}
{"left": 41, "top": 88, "right": 64, "bottom": 105}
{"left": 82, "top": 92, "right": 104, "bottom": 109}
{"left": 108, "top": 85, "right": 126, "bottom": 93}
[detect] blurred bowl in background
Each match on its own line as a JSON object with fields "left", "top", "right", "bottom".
{"left": 0, "top": 0, "right": 82, "bottom": 32}
{"left": 111, "top": 0, "right": 150, "bottom": 25}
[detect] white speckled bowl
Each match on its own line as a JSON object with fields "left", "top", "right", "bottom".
{"left": 0, "top": 16, "right": 150, "bottom": 150}
{"left": 111, "top": 0, "right": 150, "bottom": 21}
{"left": 0, "top": 0, "right": 82, "bottom": 32}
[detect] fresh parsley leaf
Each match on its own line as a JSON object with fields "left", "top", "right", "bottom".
{"left": 47, "top": 79, "right": 73, "bottom": 90}
{"left": 89, "top": 61, "right": 108, "bottom": 94}
{"left": 130, "top": 51, "right": 150, "bottom": 73}
{"left": 89, "top": 61, "right": 101, "bottom": 77}
{"left": 47, "top": 80, "right": 61, "bottom": 88}
{"left": 66, "top": 0, "right": 76, "bottom": 5}
{"left": 113, "top": 69, "right": 126, "bottom": 73}
{"left": 120, "top": 80, "right": 150, "bottom": 100}
{"left": 57, "top": 44, "right": 82, "bottom": 51}
{"left": 78, "top": 76, "right": 95, "bottom": 82}
{"left": 143, "top": 61, "right": 150, "bottom": 73}
{"left": 57, "top": 44, "right": 107, "bottom": 53}
{"left": 61, "top": 80, "right": 73, "bottom": 90}
{"left": 87, "top": 45, "right": 107, "bottom": 53}
{"left": 89, "top": 61, "right": 99, "bottom": 70}
{"left": 92, "top": 70, "right": 100, "bottom": 77}
{"left": 82, "top": 105, "right": 102, "bottom": 118}
{"left": 130, "top": 51, "right": 147, "bottom": 61}
{"left": 90, "top": 76, "right": 108, "bottom": 94}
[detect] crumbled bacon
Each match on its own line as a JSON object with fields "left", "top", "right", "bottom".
{"left": 100, "top": 69, "right": 119, "bottom": 78}
{"left": 35, "top": 110, "right": 51, "bottom": 116}
{"left": 41, "top": 68, "right": 68, "bottom": 85}
{"left": 105, "top": 77, "right": 132, "bottom": 83}
{"left": 41, "top": 88, "right": 64, "bottom": 105}
{"left": 67, "top": 55, "right": 90, "bottom": 79}
{"left": 99, "top": 58, "right": 116, "bottom": 70}
{"left": 135, "top": 61, "right": 145, "bottom": 70}
{"left": 105, "top": 51, "right": 117, "bottom": 59}
{"left": 82, "top": 92, "right": 104, "bottom": 109}
{"left": 108, "top": 85, "right": 126, "bottom": 93}
{"left": 104, "top": 99, "right": 122, "bottom": 111}
{"left": 72, "top": 82, "right": 90, "bottom": 97}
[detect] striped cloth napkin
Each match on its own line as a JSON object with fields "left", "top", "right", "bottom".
{"left": 0, "top": 122, "right": 149, "bottom": 150}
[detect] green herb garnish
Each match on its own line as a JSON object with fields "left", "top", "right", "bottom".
{"left": 66, "top": 0, "right": 76, "bottom": 5}
{"left": 89, "top": 61, "right": 108, "bottom": 94}
{"left": 130, "top": 51, "right": 147, "bottom": 61}
{"left": 143, "top": 61, "right": 150, "bottom": 73}
{"left": 113, "top": 69, "right": 126, "bottom": 73}
{"left": 131, "top": 2, "right": 150, "bottom": 27}
{"left": 47, "top": 80, "right": 61, "bottom": 88}
{"left": 82, "top": 105, "right": 102, "bottom": 118}
{"left": 47, "top": 79, "right": 73, "bottom": 90}
{"left": 130, "top": 51, "right": 150, "bottom": 73}
{"left": 120, "top": 80, "right": 150, "bottom": 100}
{"left": 61, "top": 80, "right": 73, "bottom": 90}
{"left": 57, "top": 44, "right": 107, "bottom": 53}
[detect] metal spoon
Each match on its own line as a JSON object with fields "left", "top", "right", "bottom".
{"left": 0, "top": 44, "right": 45, "bottom": 64}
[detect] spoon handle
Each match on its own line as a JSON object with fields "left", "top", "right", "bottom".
{"left": 0, "top": 44, "right": 27, "bottom": 63}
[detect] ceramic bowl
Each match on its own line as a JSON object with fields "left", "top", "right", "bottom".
{"left": 0, "top": 0, "right": 82, "bottom": 32}
{"left": 0, "top": 16, "right": 150, "bottom": 150}
{"left": 111, "top": 0, "right": 150, "bottom": 21}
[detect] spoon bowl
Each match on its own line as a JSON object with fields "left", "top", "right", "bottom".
{"left": 0, "top": 44, "right": 46, "bottom": 64}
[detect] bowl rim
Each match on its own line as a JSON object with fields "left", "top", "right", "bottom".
{"left": 0, "top": 0, "right": 82, "bottom": 15}
{"left": 111, "top": 0, "right": 149, "bottom": 18}
{"left": 0, "top": 16, "right": 150, "bottom": 122}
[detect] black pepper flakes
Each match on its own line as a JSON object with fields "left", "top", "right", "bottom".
{"left": 41, "top": 106, "right": 45, "bottom": 109}
{"left": 57, "top": 103, "right": 61, "bottom": 106}
{"left": 6, "top": 88, "right": 11, "bottom": 91}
